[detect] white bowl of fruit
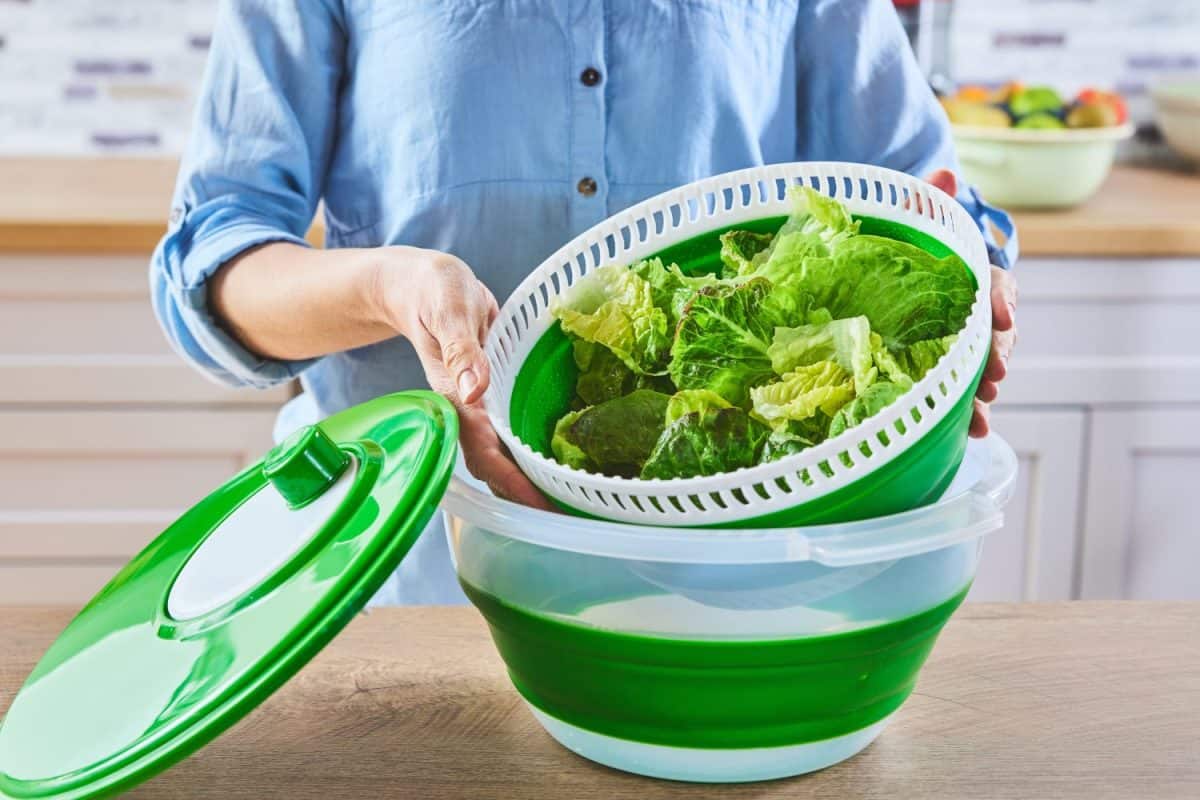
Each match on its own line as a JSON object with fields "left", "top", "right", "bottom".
{"left": 941, "top": 84, "right": 1133, "bottom": 209}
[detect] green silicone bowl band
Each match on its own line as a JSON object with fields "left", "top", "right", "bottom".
{"left": 462, "top": 579, "right": 970, "bottom": 749}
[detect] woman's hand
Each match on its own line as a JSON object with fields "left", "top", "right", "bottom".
{"left": 924, "top": 170, "right": 1018, "bottom": 438}
{"left": 373, "top": 248, "right": 553, "bottom": 509}
{"left": 972, "top": 265, "right": 1017, "bottom": 437}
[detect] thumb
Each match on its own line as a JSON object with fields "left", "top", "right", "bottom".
{"left": 431, "top": 317, "right": 491, "bottom": 405}
{"left": 927, "top": 168, "right": 958, "bottom": 197}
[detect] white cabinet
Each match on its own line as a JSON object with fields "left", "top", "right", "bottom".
{"left": 982, "top": 257, "right": 1200, "bottom": 601}
{"left": 0, "top": 409, "right": 278, "bottom": 605}
{"left": 0, "top": 254, "right": 286, "bottom": 605}
{"left": 1080, "top": 408, "right": 1200, "bottom": 600}
{"left": 969, "top": 408, "right": 1086, "bottom": 602}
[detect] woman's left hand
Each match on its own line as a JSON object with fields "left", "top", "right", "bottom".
{"left": 924, "top": 169, "right": 1018, "bottom": 438}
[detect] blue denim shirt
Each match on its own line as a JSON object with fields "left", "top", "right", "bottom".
{"left": 151, "top": 0, "right": 1016, "bottom": 604}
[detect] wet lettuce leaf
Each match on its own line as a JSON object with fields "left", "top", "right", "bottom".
{"left": 550, "top": 389, "right": 671, "bottom": 477}
{"left": 572, "top": 338, "right": 675, "bottom": 407}
{"left": 629, "top": 257, "right": 720, "bottom": 326}
{"left": 669, "top": 278, "right": 784, "bottom": 407}
{"left": 769, "top": 315, "right": 878, "bottom": 394}
{"left": 665, "top": 389, "right": 731, "bottom": 425}
{"left": 641, "top": 406, "right": 770, "bottom": 480}
{"left": 719, "top": 229, "right": 774, "bottom": 277}
{"left": 829, "top": 381, "right": 909, "bottom": 439}
{"left": 749, "top": 361, "right": 855, "bottom": 432}
{"left": 799, "top": 235, "right": 974, "bottom": 351}
{"left": 873, "top": 334, "right": 957, "bottom": 388}
{"left": 552, "top": 266, "right": 671, "bottom": 375}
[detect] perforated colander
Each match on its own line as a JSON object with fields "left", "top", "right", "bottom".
{"left": 483, "top": 162, "right": 992, "bottom": 527}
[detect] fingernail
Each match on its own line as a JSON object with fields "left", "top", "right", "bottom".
{"left": 1007, "top": 302, "right": 1016, "bottom": 323}
{"left": 457, "top": 368, "right": 478, "bottom": 399}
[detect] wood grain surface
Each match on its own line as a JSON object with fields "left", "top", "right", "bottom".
{"left": 1010, "top": 166, "right": 1200, "bottom": 257}
{"left": 2, "top": 603, "right": 1198, "bottom": 799}
{"left": 1, "top": 158, "right": 1197, "bottom": 257}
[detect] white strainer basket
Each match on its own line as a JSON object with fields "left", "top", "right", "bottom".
{"left": 483, "top": 162, "right": 991, "bottom": 526}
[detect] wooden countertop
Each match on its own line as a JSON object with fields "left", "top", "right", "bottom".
{"left": 3, "top": 603, "right": 1198, "bottom": 799}
{"left": 1011, "top": 166, "right": 1200, "bottom": 257}
{"left": 1, "top": 158, "right": 1198, "bottom": 257}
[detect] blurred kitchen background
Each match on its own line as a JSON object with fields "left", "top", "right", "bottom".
{"left": 0, "top": 0, "right": 1197, "bottom": 606}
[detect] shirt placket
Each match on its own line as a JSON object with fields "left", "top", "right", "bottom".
{"left": 567, "top": 0, "right": 608, "bottom": 235}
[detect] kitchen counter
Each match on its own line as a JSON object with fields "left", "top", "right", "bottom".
{"left": 2, "top": 603, "right": 1198, "bottom": 799}
{"left": 1, "top": 158, "right": 1197, "bottom": 257}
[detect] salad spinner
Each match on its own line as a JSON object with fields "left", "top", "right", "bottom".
{"left": 0, "top": 391, "right": 1017, "bottom": 792}
{"left": 484, "top": 161, "right": 993, "bottom": 527}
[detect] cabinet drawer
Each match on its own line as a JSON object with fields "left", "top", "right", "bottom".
{"left": 0, "top": 408, "right": 278, "bottom": 605}
{"left": 1003, "top": 259, "right": 1200, "bottom": 405}
{"left": 0, "top": 255, "right": 290, "bottom": 405}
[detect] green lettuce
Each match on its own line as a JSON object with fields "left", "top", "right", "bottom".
{"left": 629, "top": 257, "right": 720, "bottom": 326}
{"left": 769, "top": 315, "right": 878, "bottom": 394}
{"left": 641, "top": 406, "right": 770, "bottom": 480}
{"left": 665, "top": 389, "right": 731, "bottom": 425}
{"left": 547, "top": 185, "right": 974, "bottom": 480}
{"left": 572, "top": 338, "right": 674, "bottom": 407}
{"left": 550, "top": 389, "right": 671, "bottom": 477}
{"left": 873, "top": 334, "right": 957, "bottom": 388}
{"left": 669, "top": 278, "right": 783, "bottom": 407}
{"left": 718, "top": 230, "right": 774, "bottom": 277}
{"left": 749, "top": 361, "right": 855, "bottom": 431}
{"left": 799, "top": 235, "right": 974, "bottom": 350}
{"left": 829, "top": 381, "right": 909, "bottom": 439}
{"left": 552, "top": 266, "right": 671, "bottom": 375}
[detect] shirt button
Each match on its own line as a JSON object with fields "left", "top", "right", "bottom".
{"left": 577, "top": 176, "right": 598, "bottom": 196}
{"left": 580, "top": 67, "right": 602, "bottom": 87}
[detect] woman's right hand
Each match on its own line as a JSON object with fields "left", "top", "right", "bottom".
{"left": 371, "top": 247, "right": 553, "bottom": 509}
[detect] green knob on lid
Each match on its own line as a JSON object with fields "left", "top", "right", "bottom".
{"left": 263, "top": 425, "right": 350, "bottom": 509}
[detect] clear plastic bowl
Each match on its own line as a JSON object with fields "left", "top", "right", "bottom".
{"left": 440, "top": 434, "right": 1018, "bottom": 782}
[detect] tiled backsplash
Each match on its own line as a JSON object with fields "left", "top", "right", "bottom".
{"left": 2, "top": 0, "right": 1197, "bottom": 158}
{"left": 951, "top": 0, "right": 1200, "bottom": 128}
{"left": 0, "top": 0, "right": 215, "bottom": 156}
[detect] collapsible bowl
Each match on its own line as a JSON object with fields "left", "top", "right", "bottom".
{"left": 484, "top": 162, "right": 993, "bottom": 527}
{"left": 443, "top": 433, "right": 1017, "bottom": 781}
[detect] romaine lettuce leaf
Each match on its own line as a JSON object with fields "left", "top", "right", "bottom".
{"left": 799, "top": 235, "right": 974, "bottom": 350}
{"left": 665, "top": 389, "right": 731, "bottom": 425}
{"left": 553, "top": 266, "right": 671, "bottom": 375}
{"left": 749, "top": 187, "right": 861, "bottom": 284}
{"left": 769, "top": 315, "right": 878, "bottom": 394}
{"left": 749, "top": 361, "right": 855, "bottom": 431}
{"left": 550, "top": 410, "right": 591, "bottom": 471}
{"left": 629, "top": 257, "right": 719, "bottom": 326}
{"left": 572, "top": 338, "right": 675, "bottom": 406}
{"left": 550, "top": 389, "right": 671, "bottom": 477}
{"left": 669, "top": 278, "right": 784, "bottom": 407}
{"left": 873, "top": 334, "right": 957, "bottom": 387}
{"left": 641, "top": 406, "right": 770, "bottom": 480}
{"left": 828, "top": 381, "right": 908, "bottom": 439}
{"left": 718, "top": 230, "right": 774, "bottom": 277}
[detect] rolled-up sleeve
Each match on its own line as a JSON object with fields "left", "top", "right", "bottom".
{"left": 150, "top": 0, "right": 345, "bottom": 389}
{"left": 795, "top": 0, "right": 1018, "bottom": 270}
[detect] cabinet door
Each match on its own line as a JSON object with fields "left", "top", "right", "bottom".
{"left": 0, "top": 255, "right": 290, "bottom": 405}
{"left": 1080, "top": 408, "right": 1200, "bottom": 600}
{"left": 0, "top": 409, "right": 277, "bottom": 605}
{"left": 967, "top": 408, "right": 1086, "bottom": 601}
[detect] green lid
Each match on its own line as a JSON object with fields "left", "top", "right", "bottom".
{"left": 0, "top": 391, "right": 458, "bottom": 800}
